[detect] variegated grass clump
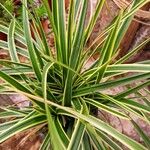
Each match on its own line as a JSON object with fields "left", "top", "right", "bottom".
{"left": 0, "top": 0, "right": 150, "bottom": 149}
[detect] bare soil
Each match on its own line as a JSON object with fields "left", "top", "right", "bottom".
{"left": 0, "top": 130, "right": 42, "bottom": 150}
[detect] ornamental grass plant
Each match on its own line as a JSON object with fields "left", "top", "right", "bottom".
{"left": 0, "top": 0, "right": 150, "bottom": 149}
